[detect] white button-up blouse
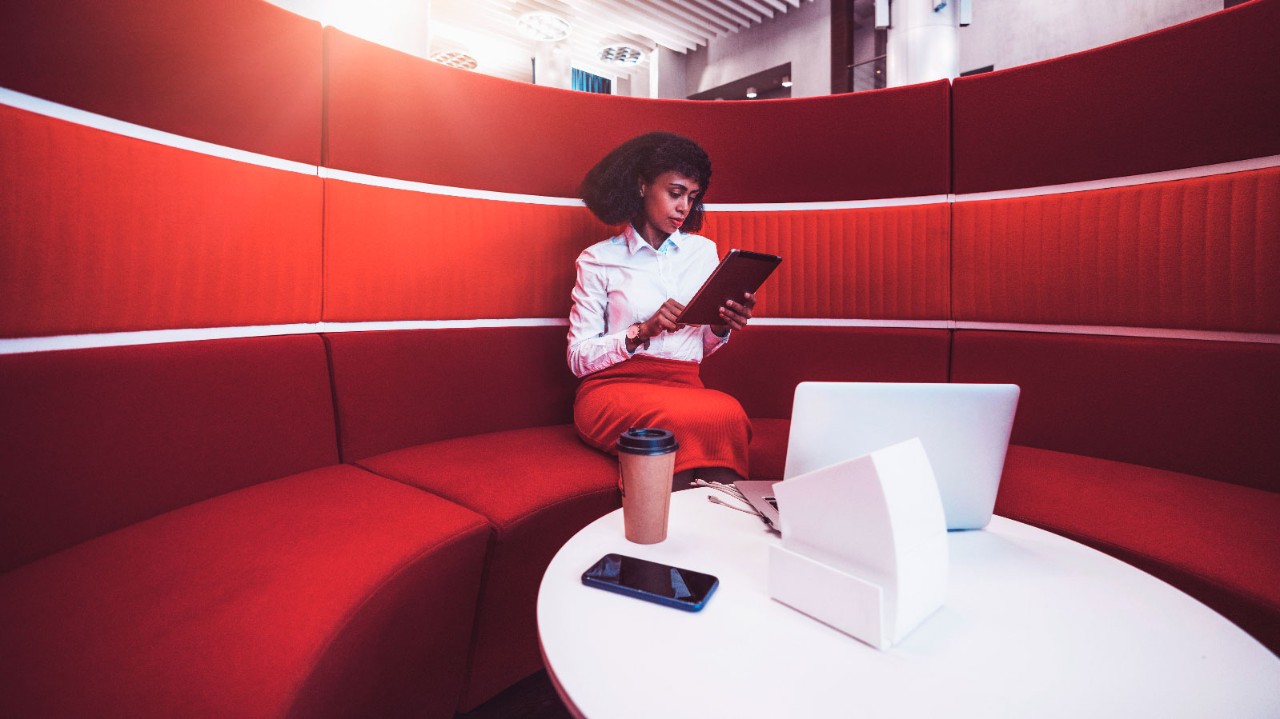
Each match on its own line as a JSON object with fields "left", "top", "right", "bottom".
{"left": 567, "top": 225, "right": 730, "bottom": 378}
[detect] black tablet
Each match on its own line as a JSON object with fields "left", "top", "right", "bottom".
{"left": 675, "top": 249, "right": 782, "bottom": 326}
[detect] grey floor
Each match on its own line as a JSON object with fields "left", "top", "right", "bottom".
{"left": 455, "top": 670, "right": 574, "bottom": 719}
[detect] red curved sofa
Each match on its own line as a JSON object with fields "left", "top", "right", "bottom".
{"left": 1, "top": 0, "right": 1277, "bottom": 716}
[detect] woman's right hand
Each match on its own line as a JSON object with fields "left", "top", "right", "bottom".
{"left": 639, "top": 299, "right": 685, "bottom": 340}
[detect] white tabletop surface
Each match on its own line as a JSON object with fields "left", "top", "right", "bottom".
{"left": 537, "top": 488, "right": 1280, "bottom": 719}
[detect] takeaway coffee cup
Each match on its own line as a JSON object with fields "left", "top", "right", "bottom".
{"left": 617, "top": 428, "right": 679, "bottom": 544}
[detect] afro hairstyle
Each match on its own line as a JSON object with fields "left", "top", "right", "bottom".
{"left": 579, "top": 132, "right": 712, "bottom": 233}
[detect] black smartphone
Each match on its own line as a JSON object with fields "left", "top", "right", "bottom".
{"left": 581, "top": 553, "right": 719, "bottom": 612}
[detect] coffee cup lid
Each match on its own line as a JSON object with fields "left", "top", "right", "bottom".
{"left": 617, "top": 427, "right": 678, "bottom": 455}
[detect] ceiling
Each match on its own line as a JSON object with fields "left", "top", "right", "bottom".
{"left": 428, "top": 0, "right": 814, "bottom": 84}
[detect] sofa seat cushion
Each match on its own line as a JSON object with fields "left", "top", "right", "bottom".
{"left": 0, "top": 464, "right": 490, "bottom": 719}
{"left": 356, "top": 424, "right": 619, "bottom": 711}
{"left": 997, "top": 445, "right": 1280, "bottom": 653}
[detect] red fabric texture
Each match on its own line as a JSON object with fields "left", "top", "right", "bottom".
{"left": 951, "top": 331, "right": 1280, "bottom": 492}
{"left": 0, "top": 335, "right": 339, "bottom": 572}
{"left": 700, "top": 327, "right": 953, "bottom": 418}
{"left": 323, "top": 328, "right": 580, "bottom": 462}
{"left": 0, "top": 105, "right": 324, "bottom": 338}
{"left": 953, "top": 168, "right": 1280, "bottom": 334}
{"left": 323, "top": 27, "right": 950, "bottom": 202}
{"left": 322, "top": 179, "right": 609, "bottom": 322}
{"left": 574, "top": 356, "right": 751, "bottom": 478}
{"left": 748, "top": 418, "right": 792, "bottom": 481}
{"left": 702, "top": 203, "right": 951, "bottom": 321}
{"left": 0, "top": 464, "right": 491, "bottom": 719}
{"left": 355, "top": 425, "right": 620, "bottom": 710}
{"left": 952, "top": 0, "right": 1280, "bottom": 193}
{"left": 0, "top": 0, "right": 323, "bottom": 165}
{"left": 997, "top": 445, "right": 1280, "bottom": 653}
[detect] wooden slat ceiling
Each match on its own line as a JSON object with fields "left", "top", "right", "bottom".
{"left": 429, "top": 0, "right": 810, "bottom": 84}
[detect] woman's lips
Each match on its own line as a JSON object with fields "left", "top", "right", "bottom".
{"left": 670, "top": 218, "right": 684, "bottom": 228}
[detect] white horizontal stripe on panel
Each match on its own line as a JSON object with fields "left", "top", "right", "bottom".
{"left": 0, "top": 87, "right": 319, "bottom": 176}
{"left": 320, "top": 168, "right": 586, "bottom": 207}
{"left": 752, "top": 318, "right": 952, "bottom": 329}
{"left": 955, "top": 322, "right": 1280, "bottom": 345}
{"left": 5, "top": 319, "right": 1277, "bottom": 355}
{"left": 706, "top": 195, "right": 951, "bottom": 212}
{"left": 954, "top": 154, "right": 1280, "bottom": 203}
{"left": 0, "top": 324, "right": 321, "bottom": 355}
{"left": 319, "top": 318, "right": 569, "bottom": 332}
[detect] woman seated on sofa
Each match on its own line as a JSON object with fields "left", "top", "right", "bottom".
{"left": 567, "top": 132, "right": 755, "bottom": 489}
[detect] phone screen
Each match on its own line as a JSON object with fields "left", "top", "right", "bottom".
{"left": 581, "top": 553, "right": 719, "bottom": 611}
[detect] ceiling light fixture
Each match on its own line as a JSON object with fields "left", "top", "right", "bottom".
{"left": 780, "top": 75, "right": 792, "bottom": 88}
{"left": 745, "top": 87, "right": 758, "bottom": 99}
{"left": 517, "top": 11, "right": 571, "bottom": 42}
{"left": 599, "top": 44, "right": 646, "bottom": 65}
{"left": 429, "top": 50, "right": 479, "bottom": 71}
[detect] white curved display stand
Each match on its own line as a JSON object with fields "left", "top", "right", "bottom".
{"left": 769, "top": 438, "right": 948, "bottom": 649}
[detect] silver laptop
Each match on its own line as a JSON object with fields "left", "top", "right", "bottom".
{"left": 737, "top": 382, "right": 1020, "bottom": 531}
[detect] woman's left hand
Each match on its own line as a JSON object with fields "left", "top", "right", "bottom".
{"left": 712, "top": 292, "right": 756, "bottom": 336}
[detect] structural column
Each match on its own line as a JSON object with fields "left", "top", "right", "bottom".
{"left": 886, "top": 0, "right": 959, "bottom": 87}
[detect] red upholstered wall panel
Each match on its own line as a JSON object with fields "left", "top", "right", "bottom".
{"left": 323, "top": 328, "right": 580, "bottom": 462}
{"left": 700, "top": 327, "right": 952, "bottom": 418}
{"left": 952, "top": 0, "right": 1280, "bottom": 193}
{"left": 0, "top": 0, "right": 323, "bottom": 165}
{"left": 323, "top": 181, "right": 949, "bottom": 324}
{"left": 323, "top": 180, "right": 609, "bottom": 322}
{"left": 323, "top": 28, "right": 950, "bottom": 202}
{"left": 0, "top": 335, "right": 340, "bottom": 572}
{"left": 0, "top": 106, "right": 323, "bottom": 338}
{"left": 952, "top": 331, "right": 1280, "bottom": 492}
{"left": 953, "top": 168, "right": 1280, "bottom": 333}
{"left": 703, "top": 204, "right": 950, "bottom": 320}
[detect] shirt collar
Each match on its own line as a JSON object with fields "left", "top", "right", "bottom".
{"left": 625, "top": 225, "right": 685, "bottom": 255}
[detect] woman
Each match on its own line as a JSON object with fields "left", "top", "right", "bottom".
{"left": 568, "top": 132, "right": 755, "bottom": 488}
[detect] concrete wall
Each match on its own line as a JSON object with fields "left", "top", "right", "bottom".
{"left": 678, "top": 0, "right": 833, "bottom": 99}
{"left": 958, "top": 0, "right": 1221, "bottom": 74}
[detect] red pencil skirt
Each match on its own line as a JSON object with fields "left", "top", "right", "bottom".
{"left": 574, "top": 355, "right": 751, "bottom": 478}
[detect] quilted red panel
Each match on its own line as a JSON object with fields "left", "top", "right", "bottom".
{"left": 322, "top": 180, "right": 607, "bottom": 322}
{"left": 953, "top": 0, "right": 1280, "bottom": 193}
{"left": 703, "top": 204, "right": 950, "bottom": 321}
{"left": 324, "top": 27, "right": 950, "bottom": 202}
{"left": 952, "top": 330, "right": 1280, "bottom": 492}
{"left": 953, "top": 168, "right": 1280, "bottom": 333}
{"left": 0, "top": 464, "right": 489, "bottom": 718}
{"left": 323, "top": 327, "right": 581, "bottom": 462}
{"left": 0, "top": 105, "right": 323, "bottom": 338}
{"left": 0, "top": 335, "right": 340, "bottom": 572}
{"left": 0, "top": 0, "right": 323, "bottom": 164}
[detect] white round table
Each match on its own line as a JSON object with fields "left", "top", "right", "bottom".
{"left": 537, "top": 488, "right": 1279, "bottom": 719}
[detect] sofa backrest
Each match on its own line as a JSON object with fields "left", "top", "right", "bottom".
{"left": 0, "top": 334, "right": 339, "bottom": 572}
{"left": 323, "top": 327, "right": 579, "bottom": 462}
{"left": 951, "top": 330, "right": 1280, "bottom": 493}
{"left": 701, "top": 326, "right": 953, "bottom": 419}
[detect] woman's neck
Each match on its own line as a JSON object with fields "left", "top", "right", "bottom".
{"left": 635, "top": 222, "right": 669, "bottom": 250}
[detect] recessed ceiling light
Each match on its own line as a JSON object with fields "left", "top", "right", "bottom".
{"left": 518, "top": 11, "right": 571, "bottom": 42}
{"left": 429, "top": 50, "right": 479, "bottom": 70}
{"left": 599, "top": 44, "right": 645, "bottom": 65}
{"left": 745, "top": 86, "right": 758, "bottom": 99}
{"left": 781, "top": 75, "right": 792, "bottom": 88}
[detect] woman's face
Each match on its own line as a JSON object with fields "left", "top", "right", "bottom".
{"left": 638, "top": 171, "right": 702, "bottom": 238}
